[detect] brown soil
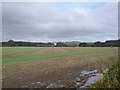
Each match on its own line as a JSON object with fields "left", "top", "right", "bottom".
{"left": 2, "top": 60, "right": 107, "bottom": 88}
{"left": 2, "top": 48, "right": 47, "bottom": 58}
{"left": 2, "top": 51, "right": 115, "bottom": 78}
{"left": 2, "top": 47, "right": 117, "bottom": 88}
{"left": 38, "top": 47, "right": 70, "bottom": 55}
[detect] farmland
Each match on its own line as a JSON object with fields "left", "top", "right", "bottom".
{"left": 2, "top": 47, "right": 118, "bottom": 88}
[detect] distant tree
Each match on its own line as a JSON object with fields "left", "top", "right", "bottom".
{"left": 7, "top": 40, "right": 15, "bottom": 46}
{"left": 1, "top": 39, "right": 120, "bottom": 47}
{"left": 118, "top": 39, "right": 120, "bottom": 47}
{"left": 56, "top": 42, "right": 67, "bottom": 47}
{"left": 105, "top": 40, "right": 118, "bottom": 47}
{"left": 94, "top": 41, "right": 105, "bottom": 47}
{"left": 0, "top": 42, "right": 2, "bottom": 47}
{"left": 79, "top": 43, "right": 89, "bottom": 47}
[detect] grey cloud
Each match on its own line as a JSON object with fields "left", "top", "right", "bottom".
{"left": 2, "top": 2, "right": 118, "bottom": 42}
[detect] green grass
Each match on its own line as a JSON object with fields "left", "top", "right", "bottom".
{"left": 92, "top": 58, "right": 120, "bottom": 88}
{"left": 93, "top": 56, "right": 108, "bottom": 60}
{"left": 2, "top": 48, "right": 117, "bottom": 64}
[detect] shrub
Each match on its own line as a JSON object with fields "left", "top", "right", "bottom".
{"left": 92, "top": 58, "right": 120, "bottom": 88}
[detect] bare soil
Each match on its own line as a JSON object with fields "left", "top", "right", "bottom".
{"left": 2, "top": 47, "right": 117, "bottom": 88}
{"left": 2, "top": 60, "right": 108, "bottom": 88}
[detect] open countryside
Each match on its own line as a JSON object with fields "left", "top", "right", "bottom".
{"left": 2, "top": 2, "right": 119, "bottom": 89}
{"left": 2, "top": 47, "right": 118, "bottom": 88}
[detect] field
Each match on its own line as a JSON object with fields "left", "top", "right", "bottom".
{"left": 2, "top": 47, "right": 118, "bottom": 88}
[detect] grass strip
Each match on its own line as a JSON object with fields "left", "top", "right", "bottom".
{"left": 2, "top": 48, "right": 117, "bottom": 64}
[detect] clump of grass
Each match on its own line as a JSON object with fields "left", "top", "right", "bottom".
{"left": 92, "top": 57, "right": 120, "bottom": 88}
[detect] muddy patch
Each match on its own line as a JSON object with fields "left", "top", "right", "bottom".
{"left": 3, "top": 60, "right": 110, "bottom": 88}
{"left": 19, "top": 69, "right": 107, "bottom": 88}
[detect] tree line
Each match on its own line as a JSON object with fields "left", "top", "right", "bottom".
{"left": 1, "top": 39, "right": 120, "bottom": 47}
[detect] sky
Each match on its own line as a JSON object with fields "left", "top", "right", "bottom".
{"left": 2, "top": 2, "right": 118, "bottom": 42}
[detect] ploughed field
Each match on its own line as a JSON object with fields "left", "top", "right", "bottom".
{"left": 2, "top": 47, "right": 118, "bottom": 88}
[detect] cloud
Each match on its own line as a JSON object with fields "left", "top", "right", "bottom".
{"left": 2, "top": 2, "right": 118, "bottom": 42}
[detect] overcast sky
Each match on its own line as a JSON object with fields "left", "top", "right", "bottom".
{"left": 2, "top": 2, "right": 118, "bottom": 42}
